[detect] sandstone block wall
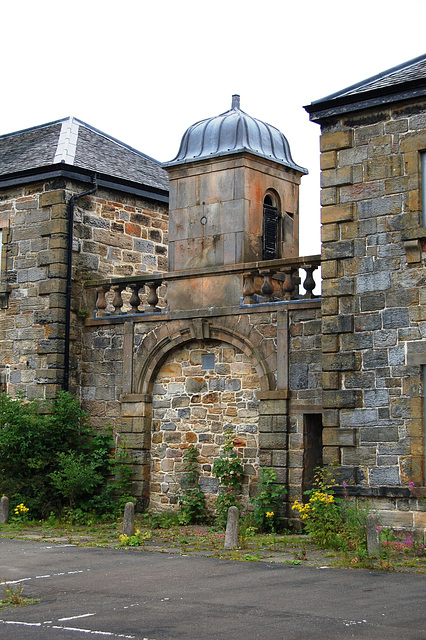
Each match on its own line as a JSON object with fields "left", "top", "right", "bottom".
{"left": 81, "top": 300, "right": 322, "bottom": 515}
{"left": 0, "top": 177, "right": 168, "bottom": 399}
{"left": 0, "top": 180, "right": 69, "bottom": 397}
{"left": 319, "top": 98, "right": 426, "bottom": 494}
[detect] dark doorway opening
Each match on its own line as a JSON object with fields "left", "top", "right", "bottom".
{"left": 302, "top": 414, "right": 323, "bottom": 501}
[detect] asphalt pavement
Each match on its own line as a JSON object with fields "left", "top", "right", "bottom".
{"left": 0, "top": 538, "right": 425, "bottom": 640}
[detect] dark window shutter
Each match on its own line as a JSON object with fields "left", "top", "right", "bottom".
{"left": 263, "top": 205, "right": 278, "bottom": 260}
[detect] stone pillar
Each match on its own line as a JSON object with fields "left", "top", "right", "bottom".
{"left": 0, "top": 496, "right": 9, "bottom": 524}
{"left": 120, "top": 393, "right": 152, "bottom": 510}
{"left": 366, "top": 512, "right": 381, "bottom": 557}
{"left": 122, "top": 502, "right": 135, "bottom": 536}
{"left": 258, "top": 392, "right": 288, "bottom": 515}
{"left": 224, "top": 506, "right": 239, "bottom": 550}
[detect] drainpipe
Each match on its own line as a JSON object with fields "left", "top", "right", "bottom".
{"left": 63, "top": 176, "right": 98, "bottom": 391}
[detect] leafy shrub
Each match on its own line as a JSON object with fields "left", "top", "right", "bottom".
{"left": 141, "top": 511, "right": 180, "bottom": 529}
{"left": 179, "top": 445, "right": 205, "bottom": 524}
{"left": 292, "top": 466, "right": 343, "bottom": 547}
{"left": 213, "top": 431, "right": 244, "bottom": 529}
{"left": 251, "top": 467, "right": 284, "bottom": 532}
{"left": 49, "top": 452, "right": 104, "bottom": 509}
{"left": 292, "top": 466, "right": 368, "bottom": 551}
{"left": 0, "top": 391, "right": 132, "bottom": 519}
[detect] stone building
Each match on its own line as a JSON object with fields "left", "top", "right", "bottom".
{"left": 0, "top": 54, "right": 425, "bottom": 533}
{"left": 0, "top": 117, "right": 169, "bottom": 398}
{"left": 305, "top": 53, "right": 426, "bottom": 532}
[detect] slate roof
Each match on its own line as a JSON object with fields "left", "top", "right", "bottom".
{"left": 306, "top": 53, "right": 426, "bottom": 121}
{"left": 0, "top": 117, "right": 169, "bottom": 196}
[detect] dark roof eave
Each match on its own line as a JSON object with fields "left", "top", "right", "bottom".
{"left": 0, "top": 163, "right": 169, "bottom": 205}
{"left": 305, "top": 83, "right": 426, "bottom": 123}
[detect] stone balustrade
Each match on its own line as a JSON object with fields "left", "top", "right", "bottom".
{"left": 242, "top": 257, "right": 320, "bottom": 305}
{"left": 85, "top": 255, "right": 321, "bottom": 318}
{"left": 88, "top": 276, "right": 165, "bottom": 317}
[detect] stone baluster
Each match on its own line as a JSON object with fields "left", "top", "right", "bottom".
{"left": 260, "top": 270, "right": 275, "bottom": 302}
{"left": 243, "top": 273, "right": 255, "bottom": 305}
{"left": 112, "top": 284, "right": 125, "bottom": 315}
{"left": 282, "top": 268, "right": 296, "bottom": 300}
{"left": 302, "top": 265, "right": 317, "bottom": 298}
{"left": 146, "top": 281, "right": 160, "bottom": 312}
{"left": 95, "top": 286, "right": 109, "bottom": 317}
{"left": 129, "top": 283, "right": 144, "bottom": 314}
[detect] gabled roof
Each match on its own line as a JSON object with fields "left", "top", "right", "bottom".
{"left": 0, "top": 117, "right": 169, "bottom": 200}
{"left": 305, "top": 54, "right": 426, "bottom": 122}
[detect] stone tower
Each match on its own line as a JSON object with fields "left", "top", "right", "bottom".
{"left": 164, "top": 96, "right": 308, "bottom": 310}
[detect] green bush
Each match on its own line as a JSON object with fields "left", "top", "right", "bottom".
{"left": 251, "top": 467, "right": 284, "bottom": 532}
{"left": 213, "top": 431, "right": 244, "bottom": 529}
{"left": 292, "top": 466, "right": 368, "bottom": 552}
{"left": 179, "top": 445, "right": 205, "bottom": 524}
{"left": 0, "top": 391, "right": 132, "bottom": 519}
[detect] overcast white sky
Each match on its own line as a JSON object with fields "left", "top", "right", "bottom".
{"left": 1, "top": 0, "right": 425, "bottom": 255}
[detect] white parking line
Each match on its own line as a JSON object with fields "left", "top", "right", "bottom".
{"left": 58, "top": 614, "right": 95, "bottom": 621}
{"left": 4, "top": 569, "right": 88, "bottom": 585}
{"left": 52, "top": 627, "right": 135, "bottom": 637}
{"left": 1, "top": 620, "right": 42, "bottom": 627}
{"left": 0, "top": 620, "right": 143, "bottom": 638}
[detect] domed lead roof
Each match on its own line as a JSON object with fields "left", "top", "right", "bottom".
{"left": 164, "top": 95, "right": 308, "bottom": 174}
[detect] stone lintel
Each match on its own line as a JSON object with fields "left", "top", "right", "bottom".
{"left": 257, "top": 389, "right": 289, "bottom": 400}
{"left": 290, "top": 404, "right": 322, "bottom": 413}
{"left": 121, "top": 393, "right": 152, "bottom": 402}
{"left": 258, "top": 399, "right": 288, "bottom": 415}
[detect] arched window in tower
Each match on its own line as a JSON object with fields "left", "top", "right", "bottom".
{"left": 262, "top": 193, "right": 279, "bottom": 260}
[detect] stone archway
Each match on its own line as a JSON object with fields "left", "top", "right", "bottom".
{"left": 149, "top": 338, "right": 262, "bottom": 514}
{"left": 124, "top": 317, "right": 283, "bottom": 513}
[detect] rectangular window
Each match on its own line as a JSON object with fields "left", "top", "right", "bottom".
{"left": 422, "top": 153, "right": 426, "bottom": 227}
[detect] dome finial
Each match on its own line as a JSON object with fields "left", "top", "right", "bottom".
{"left": 232, "top": 94, "right": 240, "bottom": 110}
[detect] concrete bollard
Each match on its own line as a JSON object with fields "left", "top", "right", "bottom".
{"left": 224, "top": 506, "right": 239, "bottom": 550}
{"left": 366, "top": 512, "right": 381, "bottom": 557}
{"left": 122, "top": 502, "right": 135, "bottom": 537}
{"left": 0, "top": 496, "right": 9, "bottom": 524}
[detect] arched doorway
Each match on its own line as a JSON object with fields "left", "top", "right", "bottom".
{"left": 150, "top": 339, "right": 262, "bottom": 514}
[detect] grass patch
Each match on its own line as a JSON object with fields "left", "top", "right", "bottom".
{"left": 0, "top": 581, "right": 39, "bottom": 609}
{"left": 0, "top": 518, "right": 425, "bottom": 573}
